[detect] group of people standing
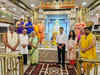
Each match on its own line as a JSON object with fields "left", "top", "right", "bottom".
{"left": 16, "top": 17, "right": 45, "bottom": 44}
{"left": 56, "top": 27, "right": 77, "bottom": 69}
{"left": 2, "top": 18, "right": 96, "bottom": 74}
{"left": 2, "top": 17, "right": 44, "bottom": 65}
{"left": 56, "top": 26, "right": 96, "bottom": 72}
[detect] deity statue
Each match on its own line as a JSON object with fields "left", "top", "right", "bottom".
{"left": 51, "top": 20, "right": 60, "bottom": 46}
{"left": 53, "top": 20, "right": 60, "bottom": 33}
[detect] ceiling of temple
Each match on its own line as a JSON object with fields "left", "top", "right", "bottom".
{"left": 20, "top": 0, "right": 96, "bottom": 8}
{"left": 75, "top": 0, "right": 95, "bottom": 7}
{"left": 0, "top": 0, "right": 99, "bottom": 18}
{"left": 0, "top": 0, "right": 31, "bottom": 18}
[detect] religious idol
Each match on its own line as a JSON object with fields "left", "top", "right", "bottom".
{"left": 53, "top": 20, "right": 60, "bottom": 33}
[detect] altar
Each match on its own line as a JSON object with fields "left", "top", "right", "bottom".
{"left": 38, "top": 45, "right": 100, "bottom": 63}
{"left": 39, "top": 48, "right": 67, "bottom": 62}
{"left": 38, "top": 48, "right": 79, "bottom": 63}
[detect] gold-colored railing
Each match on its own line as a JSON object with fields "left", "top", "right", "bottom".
{"left": 77, "top": 58, "right": 100, "bottom": 75}
{"left": 0, "top": 54, "right": 24, "bottom": 75}
{"left": 0, "top": 33, "right": 6, "bottom": 53}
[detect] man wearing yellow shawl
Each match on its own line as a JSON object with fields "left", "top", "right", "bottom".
{"left": 79, "top": 26, "right": 96, "bottom": 74}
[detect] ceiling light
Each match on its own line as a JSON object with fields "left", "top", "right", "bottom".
{"left": 96, "top": 14, "right": 99, "bottom": 16}
{"left": 31, "top": 4, "right": 35, "bottom": 7}
{"left": 2, "top": 16, "right": 5, "bottom": 18}
{"left": 1, "top": 7, "right": 6, "bottom": 10}
{"left": 82, "top": 2, "right": 87, "bottom": 6}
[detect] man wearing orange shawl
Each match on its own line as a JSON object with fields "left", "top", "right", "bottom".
{"left": 38, "top": 21, "right": 45, "bottom": 44}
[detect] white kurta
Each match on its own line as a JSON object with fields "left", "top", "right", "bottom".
{"left": 7, "top": 31, "right": 18, "bottom": 53}
{"left": 19, "top": 34, "right": 28, "bottom": 54}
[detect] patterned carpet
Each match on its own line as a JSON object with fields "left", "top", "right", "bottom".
{"left": 24, "top": 63, "right": 76, "bottom": 75}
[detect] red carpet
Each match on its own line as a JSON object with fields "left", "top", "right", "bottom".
{"left": 24, "top": 63, "right": 76, "bottom": 75}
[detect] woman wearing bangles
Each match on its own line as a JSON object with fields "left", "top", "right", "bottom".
{"left": 67, "top": 30, "right": 77, "bottom": 69}
{"left": 29, "top": 31, "right": 39, "bottom": 65}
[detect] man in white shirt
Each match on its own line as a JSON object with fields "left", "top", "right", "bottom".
{"left": 19, "top": 29, "right": 28, "bottom": 65}
{"left": 56, "top": 27, "right": 67, "bottom": 69}
{"left": 3, "top": 25, "right": 19, "bottom": 53}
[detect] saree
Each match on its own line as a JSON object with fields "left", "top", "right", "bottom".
{"left": 29, "top": 36, "right": 39, "bottom": 64}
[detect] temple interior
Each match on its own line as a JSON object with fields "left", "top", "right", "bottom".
{"left": 0, "top": 0, "right": 100, "bottom": 75}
